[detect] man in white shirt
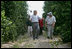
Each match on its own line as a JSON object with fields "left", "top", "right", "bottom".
{"left": 30, "top": 10, "right": 40, "bottom": 40}
{"left": 45, "top": 12, "right": 56, "bottom": 39}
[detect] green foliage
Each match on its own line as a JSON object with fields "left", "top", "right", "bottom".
{"left": 1, "top": 1, "right": 5, "bottom": 11}
{"left": 43, "top": 1, "right": 71, "bottom": 42}
{"left": 13, "top": 1, "right": 28, "bottom": 35}
{"left": 4, "top": 1, "right": 16, "bottom": 20}
{"left": 1, "top": 10, "right": 17, "bottom": 43}
{"left": 1, "top": 1, "right": 28, "bottom": 43}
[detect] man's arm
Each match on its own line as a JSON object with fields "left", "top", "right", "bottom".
{"left": 29, "top": 16, "right": 32, "bottom": 22}
{"left": 45, "top": 21, "right": 47, "bottom": 27}
{"left": 38, "top": 16, "right": 41, "bottom": 20}
{"left": 52, "top": 16, "right": 56, "bottom": 27}
{"left": 45, "top": 17, "right": 47, "bottom": 27}
{"left": 52, "top": 22, "right": 55, "bottom": 27}
{"left": 42, "top": 17, "right": 44, "bottom": 20}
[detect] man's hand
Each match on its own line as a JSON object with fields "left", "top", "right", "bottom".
{"left": 45, "top": 22, "right": 47, "bottom": 27}
{"left": 52, "top": 24, "right": 55, "bottom": 27}
{"left": 45, "top": 24, "right": 47, "bottom": 27}
{"left": 52, "top": 22, "right": 55, "bottom": 27}
{"left": 42, "top": 17, "right": 44, "bottom": 20}
{"left": 29, "top": 18, "right": 32, "bottom": 22}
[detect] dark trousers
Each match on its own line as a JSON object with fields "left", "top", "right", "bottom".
{"left": 39, "top": 27, "right": 43, "bottom": 35}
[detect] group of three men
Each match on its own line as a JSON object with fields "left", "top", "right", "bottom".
{"left": 27, "top": 10, "right": 56, "bottom": 40}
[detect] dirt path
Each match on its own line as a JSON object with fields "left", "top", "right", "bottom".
{"left": 1, "top": 31, "right": 71, "bottom": 48}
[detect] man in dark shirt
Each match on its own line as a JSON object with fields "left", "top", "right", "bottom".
{"left": 39, "top": 18, "right": 44, "bottom": 35}
{"left": 26, "top": 16, "right": 32, "bottom": 37}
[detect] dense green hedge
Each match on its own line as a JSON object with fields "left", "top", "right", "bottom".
{"left": 43, "top": 1, "right": 71, "bottom": 42}
{"left": 1, "top": 10, "right": 17, "bottom": 43}
{"left": 1, "top": 1, "right": 28, "bottom": 43}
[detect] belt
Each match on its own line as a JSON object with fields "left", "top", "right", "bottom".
{"left": 32, "top": 22, "right": 38, "bottom": 23}
{"left": 47, "top": 24, "right": 52, "bottom": 25}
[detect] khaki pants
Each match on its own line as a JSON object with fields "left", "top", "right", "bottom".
{"left": 32, "top": 22, "right": 40, "bottom": 39}
{"left": 47, "top": 24, "right": 54, "bottom": 38}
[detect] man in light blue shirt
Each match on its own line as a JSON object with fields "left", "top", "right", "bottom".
{"left": 45, "top": 12, "right": 56, "bottom": 39}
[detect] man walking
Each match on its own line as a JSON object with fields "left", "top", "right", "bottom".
{"left": 39, "top": 17, "right": 44, "bottom": 35}
{"left": 30, "top": 10, "right": 40, "bottom": 40}
{"left": 26, "top": 15, "right": 32, "bottom": 37}
{"left": 45, "top": 12, "right": 56, "bottom": 39}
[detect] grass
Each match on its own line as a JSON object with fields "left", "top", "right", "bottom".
{"left": 12, "top": 43, "right": 19, "bottom": 48}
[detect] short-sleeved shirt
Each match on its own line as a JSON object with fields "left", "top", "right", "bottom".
{"left": 30, "top": 15, "right": 40, "bottom": 22}
{"left": 45, "top": 16, "right": 56, "bottom": 25}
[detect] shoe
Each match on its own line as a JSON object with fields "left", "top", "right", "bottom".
{"left": 47, "top": 36, "right": 50, "bottom": 39}
{"left": 33, "top": 38, "right": 35, "bottom": 40}
{"left": 36, "top": 37, "right": 38, "bottom": 39}
{"left": 51, "top": 37, "right": 53, "bottom": 39}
